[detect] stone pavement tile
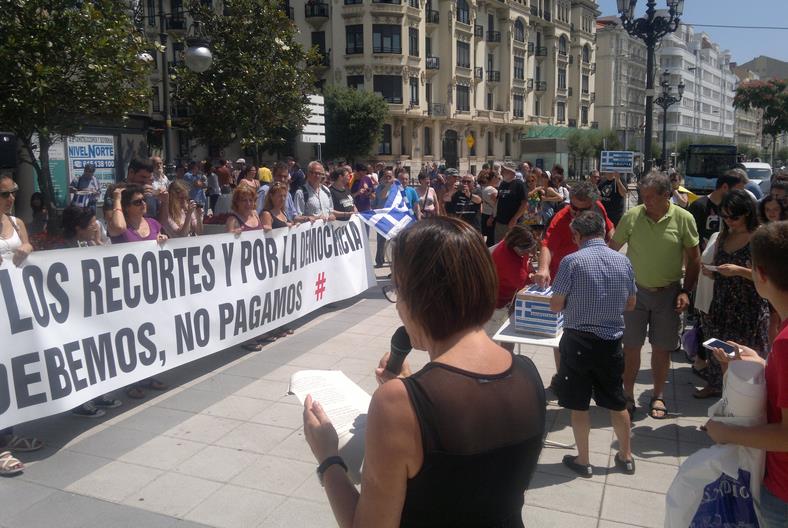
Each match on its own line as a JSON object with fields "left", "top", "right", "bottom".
{"left": 231, "top": 455, "right": 315, "bottom": 495}
{"left": 65, "top": 460, "right": 163, "bottom": 502}
{"left": 226, "top": 361, "right": 302, "bottom": 383}
{"left": 67, "top": 425, "right": 156, "bottom": 460}
{"left": 191, "top": 373, "right": 257, "bottom": 395}
{"left": 163, "top": 413, "right": 244, "bottom": 445}
{"left": 235, "top": 379, "right": 291, "bottom": 402}
{"left": 545, "top": 424, "right": 615, "bottom": 456}
{"left": 630, "top": 417, "right": 680, "bottom": 441}
{"left": 259, "top": 497, "right": 336, "bottom": 528}
{"left": 600, "top": 484, "right": 666, "bottom": 528}
{"left": 266, "top": 430, "right": 316, "bottom": 463}
{"left": 598, "top": 521, "right": 644, "bottom": 528}
{"left": 184, "top": 484, "right": 285, "bottom": 528}
{"left": 249, "top": 401, "right": 305, "bottom": 430}
{"left": 332, "top": 357, "right": 379, "bottom": 377}
{"left": 606, "top": 457, "right": 679, "bottom": 494}
{"left": 118, "top": 435, "right": 206, "bottom": 471}
{"left": 118, "top": 405, "right": 195, "bottom": 435}
{"left": 629, "top": 434, "right": 682, "bottom": 467}
{"left": 176, "top": 445, "right": 260, "bottom": 483}
{"left": 536, "top": 447, "right": 612, "bottom": 484}
{"left": 285, "top": 352, "right": 341, "bottom": 369}
{"left": 123, "top": 472, "right": 222, "bottom": 518}
{"left": 214, "top": 423, "right": 292, "bottom": 455}
{"left": 290, "top": 471, "right": 330, "bottom": 503}
{"left": 20, "top": 450, "right": 108, "bottom": 489}
{"left": 522, "top": 505, "right": 598, "bottom": 528}
{"left": 524, "top": 471, "right": 605, "bottom": 515}
{"left": 0, "top": 479, "right": 55, "bottom": 524}
{"left": 676, "top": 420, "right": 713, "bottom": 447}
{"left": 156, "top": 387, "right": 223, "bottom": 414}
{"left": 202, "top": 395, "right": 274, "bottom": 422}
{"left": 7, "top": 490, "right": 177, "bottom": 528}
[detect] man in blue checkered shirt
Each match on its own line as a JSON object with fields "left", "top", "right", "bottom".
{"left": 549, "top": 211, "right": 638, "bottom": 478}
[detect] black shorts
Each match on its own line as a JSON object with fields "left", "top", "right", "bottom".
{"left": 555, "top": 329, "right": 627, "bottom": 412}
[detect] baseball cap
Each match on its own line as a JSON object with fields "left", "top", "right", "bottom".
{"left": 445, "top": 168, "right": 459, "bottom": 177}
{"left": 500, "top": 162, "right": 517, "bottom": 174}
{"left": 235, "top": 158, "right": 246, "bottom": 164}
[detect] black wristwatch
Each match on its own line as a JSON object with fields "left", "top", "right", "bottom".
{"left": 317, "top": 455, "right": 347, "bottom": 486}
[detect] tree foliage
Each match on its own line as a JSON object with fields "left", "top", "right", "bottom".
{"left": 733, "top": 79, "right": 788, "bottom": 164}
{"left": 175, "top": 0, "right": 318, "bottom": 150}
{"left": 0, "top": 0, "right": 150, "bottom": 205}
{"left": 323, "top": 86, "right": 390, "bottom": 162}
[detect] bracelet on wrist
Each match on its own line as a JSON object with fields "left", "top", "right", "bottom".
{"left": 316, "top": 455, "right": 347, "bottom": 486}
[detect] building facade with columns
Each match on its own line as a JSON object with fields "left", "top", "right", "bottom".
{"left": 291, "top": 0, "right": 599, "bottom": 171}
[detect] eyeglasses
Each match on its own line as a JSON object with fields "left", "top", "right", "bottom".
{"left": 0, "top": 189, "right": 18, "bottom": 199}
{"left": 130, "top": 198, "right": 146, "bottom": 207}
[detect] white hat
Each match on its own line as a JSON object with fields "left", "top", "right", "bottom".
{"left": 235, "top": 158, "right": 246, "bottom": 164}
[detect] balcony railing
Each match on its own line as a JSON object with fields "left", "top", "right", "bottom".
{"left": 486, "top": 31, "right": 501, "bottom": 42}
{"left": 474, "top": 67, "right": 483, "bottom": 80}
{"left": 590, "top": 121, "right": 599, "bottom": 129}
{"left": 167, "top": 12, "right": 187, "bottom": 30}
{"left": 474, "top": 25, "right": 484, "bottom": 38}
{"left": 536, "top": 46, "right": 548, "bottom": 57}
{"left": 590, "top": 92, "right": 596, "bottom": 103}
{"left": 372, "top": 0, "right": 401, "bottom": 3}
{"left": 527, "top": 42, "right": 535, "bottom": 54}
{"left": 428, "top": 103, "right": 447, "bottom": 116}
{"left": 535, "top": 80, "right": 547, "bottom": 91}
{"left": 374, "top": 45, "right": 402, "bottom": 54}
{"left": 426, "top": 56, "right": 440, "bottom": 69}
{"left": 457, "top": 60, "right": 470, "bottom": 68}
{"left": 426, "top": 9, "right": 439, "bottom": 23}
{"left": 319, "top": 53, "right": 330, "bottom": 67}
{"left": 487, "top": 70, "right": 500, "bottom": 82}
{"left": 305, "top": 3, "right": 329, "bottom": 17}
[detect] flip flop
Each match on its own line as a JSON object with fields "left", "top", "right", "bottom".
{"left": 241, "top": 343, "right": 263, "bottom": 351}
{"left": 649, "top": 397, "right": 668, "bottom": 420}
{"left": 0, "top": 436, "right": 43, "bottom": 453}
{"left": 0, "top": 451, "right": 24, "bottom": 476}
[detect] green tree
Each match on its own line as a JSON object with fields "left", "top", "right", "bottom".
{"left": 734, "top": 79, "right": 788, "bottom": 166}
{"left": 0, "top": 0, "right": 150, "bottom": 207}
{"left": 324, "top": 86, "right": 390, "bottom": 163}
{"left": 175, "top": 0, "right": 317, "bottom": 152}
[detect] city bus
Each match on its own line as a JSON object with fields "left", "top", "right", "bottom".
{"left": 684, "top": 144, "right": 737, "bottom": 193}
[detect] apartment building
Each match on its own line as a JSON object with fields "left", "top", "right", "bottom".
{"left": 594, "top": 16, "right": 646, "bottom": 152}
{"left": 656, "top": 25, "right": 737, "bottom": 150}
{"left": 731, "top": 68, "right": 762, "bottom": 151}
{"left": 291, "top": 0, "right": 599, "bottom": 170}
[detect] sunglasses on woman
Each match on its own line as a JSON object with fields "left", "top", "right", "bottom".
{"left": 0, "top": 188, "right": 18, "bottom": 199}
{"left": 130, "top": 198, "right": 146, "bottom": 207}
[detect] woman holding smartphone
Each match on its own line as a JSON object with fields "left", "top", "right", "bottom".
{"left": 159, "top": 180, "right": 203, "bottom": 238}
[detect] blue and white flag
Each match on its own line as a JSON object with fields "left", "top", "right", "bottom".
{"left": 358, "top": 180, "right": 415, "bottom": 240}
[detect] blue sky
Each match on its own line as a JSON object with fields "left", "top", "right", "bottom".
{"left": 596, "top": 0, "right": 788, "bottom": 64}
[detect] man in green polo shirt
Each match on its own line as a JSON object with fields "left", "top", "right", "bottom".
{"left": 609, "top": 171, "right": 700, "bottom": 420}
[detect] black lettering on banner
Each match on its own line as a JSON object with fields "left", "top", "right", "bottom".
{"left": 159, "top": 250, "right": 176, "bottom": 300}
{"left": 240, "top": 241, "right": 252, "bottom": 284}
{"left": 218, "top": 302, "right": 233, "bottom": 340}
{"left": 221, "top": 243, "right": 234, "bottom": 286}
{"left": 202, "top": 245, "right": 215, "bottom": 291}
{"left": 63, "top": 340, "right": 88, "bottom": 392}
{"left": 273, "top": 287, "right": 287, "bottom": 321}
{"left": 173, "top": 248, "right": 188, "bottom": 296}
{"left": 138, "top": 323, "right": 158, "bottom": 366}
{"left": 187, "top": 246, "right": 202, "bottom": 295}
{"left": 82, "top": 258, "right": 103, "bottom": 316}
{"left": 22, "top": 266, "right": 50, "bottom": 327}
{"left": 249, "top": 295, "right": 261, "bottom": 329}
{"left": 175, "top": 310, "right": 209, "bottom": 355}
{"left": 288, "top": 235, "right": 298, "bottom": 273}
{"left": 115, "top": 327, "right": 137, "bottom": 373}
{"left": 323, "top": 225, "right": 333, "bottom": 258}
{"left": 44, "top": 347, "right": 71, "bottom": 400}
{"left": 12, "top": 352, "right": 46, "bottom": 408}
{"left": 287, "top": 284, "right": 297, "bottom": 313}
{"left": 252, "top": 239, "right": 267, "bottom": 281}
{"left": 300, "top": 231, "right": 306, "bottom": 268}
{"left": 348, "top": 221, "right": 363, "bottom": 250}
{"left": 314, "top": 227, "right": 324, "bottom": 262}
{"left": 194, "top": 309, "right": 210, "bottom": 347}
{"left": 0, "top": 269, "right": 33, "bottom": 334}
{"left": 141, "top": 252, "right": 160, "bottom": 304}
{"left": 103, "top": 256, "right": 122, "bottom": 313}
{"left": 262, "top": 292, "right": 272, "bottom": 325}
{"left": 0, "top": 364, "right": 11, "bottom": 414}
{"left": 83, "top": 333, "right": 117, "bottom": 384}
{"left": 265, "top": 238, "right": 278, "bottom": 277}
{"left": 295, "top": 281, "right": 303, "bottom": 310}
{"left": 122, "top": 253, "right": 141, "bottom": 308}
{"left": 233, "top": 299, "right": 247, "bottom": 335}
{"left": 47, "top": 262, "right": 69, "bottom": 323}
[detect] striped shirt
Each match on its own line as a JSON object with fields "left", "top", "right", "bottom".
{"left": 551, "top": 238, "right": 637, "bottom": 340}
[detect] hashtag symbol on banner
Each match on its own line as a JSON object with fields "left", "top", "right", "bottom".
{"left": 315, "top": 272, "right": 327, "bottom": 301}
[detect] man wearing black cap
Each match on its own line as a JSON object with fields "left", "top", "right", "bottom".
{"left": 351, "top": 163, "right": 375, "bottom": 213}
{"left": 493, "top": 161, "right": 528, "bottom": 243}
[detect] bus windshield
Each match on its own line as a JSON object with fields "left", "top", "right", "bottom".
{"left": 685, "top": 145, "right": 737, "bottom": 192}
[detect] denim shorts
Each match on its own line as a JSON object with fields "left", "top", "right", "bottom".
{"left": 761, "top": 485, "right": 788, "bottom": 528}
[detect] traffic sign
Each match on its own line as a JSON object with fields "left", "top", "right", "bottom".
{"left": 600, "top": 151, "right": 634, "bottom": 173}
{"left": 301, "top": 94, "right": 326, "bottom": 145}
{"left": 465, "top": 135, "right": 475, "bottom": 149}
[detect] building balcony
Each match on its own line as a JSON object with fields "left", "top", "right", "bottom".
{"left": 372, "top": 0, "right": 401, "bottom": 3}
{"left": 474, "top": 25, "right": 484, "bottom": 38}
{"left": 305, "top": 2, "right": 329, "bottom": 25}
{"left": 557, "top": 86, "right": 567, "bottom": 95}
{"left": 426, "top": 56, "right": 440, "bottom": 70}
{"left": 428, "top": 103, "right": 447, "bottom": 116}
{"left": 536, "top": 46, "right": 548, "bottom": 57}
{"left": 527, "top": 79, "right": 534, "bottom": 90}
{"left": 556, "top": 117, "right": 565, "bottom": 124}
{"left": 474, "top": 67, "right": 483, "bottom": 80}
{"left": 426, "top": 9, "right": 439, "bottom": 24}
{"left": 591, "top": 121, "right": 599, "bottom": 129}
{"left": 527, "top": 42, "right": 535, "bottom": 54}
{"left": 316, "top": 52, "right": 330, "bottom": 68}
{"left": 557, "top": 50, "right": 568, "bottom": 62}
{"left": 581, "top": 89, "right": 590, "bottom": 97}
{"left": 530, "top": 5, "right": 538, "bottom": 16}
{"left": 590, "top": 92, "right": 596, "bottom": 103}
{"left": 373, "top": 46, "right": 402, "bottom": 54}
{"left": 535, "top": 80, "right": 547, "bottom": 91}
{"left": 166, "top": 11, "right": 187, "bottom": 31}
{"left": 486, "top": 31, "right": 501, "bottom": 43}
{"left": 487, "top": 70, "right": 500, "bottom": 82}
{"left": 543, "top": 10, "right": 551, "bottom": 21}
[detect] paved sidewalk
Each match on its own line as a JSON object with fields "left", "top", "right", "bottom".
{"left": 1, "top": 271, "right": 712, "bottom": 528}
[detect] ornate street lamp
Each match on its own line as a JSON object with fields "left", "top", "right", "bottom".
{"left": 617, "top": 0, "right": 683, "bottom": 174}
{"left": 655, "top": 70, "right": 684, "bottom": 169}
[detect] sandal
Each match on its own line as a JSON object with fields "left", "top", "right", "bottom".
{"left": 0, "top": 435, "right": 43, "bottom": 453}
{"left": 691, "top": 366, "right": 709, "bottom": 380}
{"left": 241, "top": 343, "right": 263, "bottom": 351}
{"left": 144, "top": 378, "right": 167, "bottom": 391}
{"left": 648, "top": 397, "right": 668, "bottom": 420}
{"left": 562, "top": 455, "right": 593, "bottom": 478}
{"left": 693, "top": 386, "right": 722, "bottom": 399}
{"left": 256, "top": 336, "right": 278, "bottom": 344}
{"left": 625, "top": 397, "right": 637, "bottom": 421}
{"left": 0, "top": 451, "right": 24, "bottom": 476}
{"left": 614, "top": 452, "right": 636, "bottom": 475}
{"left": 125, "top": 387, "right": 145, "bottom": 399}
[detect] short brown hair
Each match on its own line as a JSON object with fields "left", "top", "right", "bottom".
{"left": 231, "top": 184, "right": 257, "bottom": 213}
{"left": 750, "top": 221, "right": 788, "bottom": 292}
{"left": 391, "top": 217, "right": 497, "bottom": 341}
{"left": 504, "top": 225, "right": 537, "bottom": 251}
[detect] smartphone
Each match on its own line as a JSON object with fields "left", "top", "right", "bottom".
{"left": 704, "top": 264, "right": 719, "bottom": 272}
{"left": 702, "top": 338, "right": 738, "bottom": 358}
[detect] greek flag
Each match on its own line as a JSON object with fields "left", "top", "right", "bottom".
{"left": 358, "top": 180, "right": 415, "bottom": 240}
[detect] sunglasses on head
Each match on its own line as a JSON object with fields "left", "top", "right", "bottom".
{"left": 0, "top": 188, "right": 18, "bottom": 199}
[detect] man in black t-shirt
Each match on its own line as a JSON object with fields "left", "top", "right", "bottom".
{"left": 597, "top": 171, "right": 627, "bottom": 225}
{"left": 451, "top": 175, "right": 482, "bottom": 228}
{"left": 688, "top": 172, "right": 742, "bottom": 248}
{"left": 329, "top": 166, "right": 357, "bottom": 221}
{"left": 493, "top": 162, "right": 528, "bottom": 243}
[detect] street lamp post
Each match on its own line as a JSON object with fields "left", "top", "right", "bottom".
{"left": 655, "top": 69, "right": 684, "bottom": 169}
{"left": 616, "top": 0, "right": 684, "bottom": 174}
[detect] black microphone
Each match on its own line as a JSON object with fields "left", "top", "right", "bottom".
{"left": 385, "top": 326, "right": 413, "bottom": 375}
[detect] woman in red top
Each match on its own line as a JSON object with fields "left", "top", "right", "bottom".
{"left": 486, "top": 226, "right": 537, "bottom": 349}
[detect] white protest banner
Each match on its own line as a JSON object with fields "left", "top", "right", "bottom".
{"left": 0, "top": 217, "right": 376, "bottom": 429}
